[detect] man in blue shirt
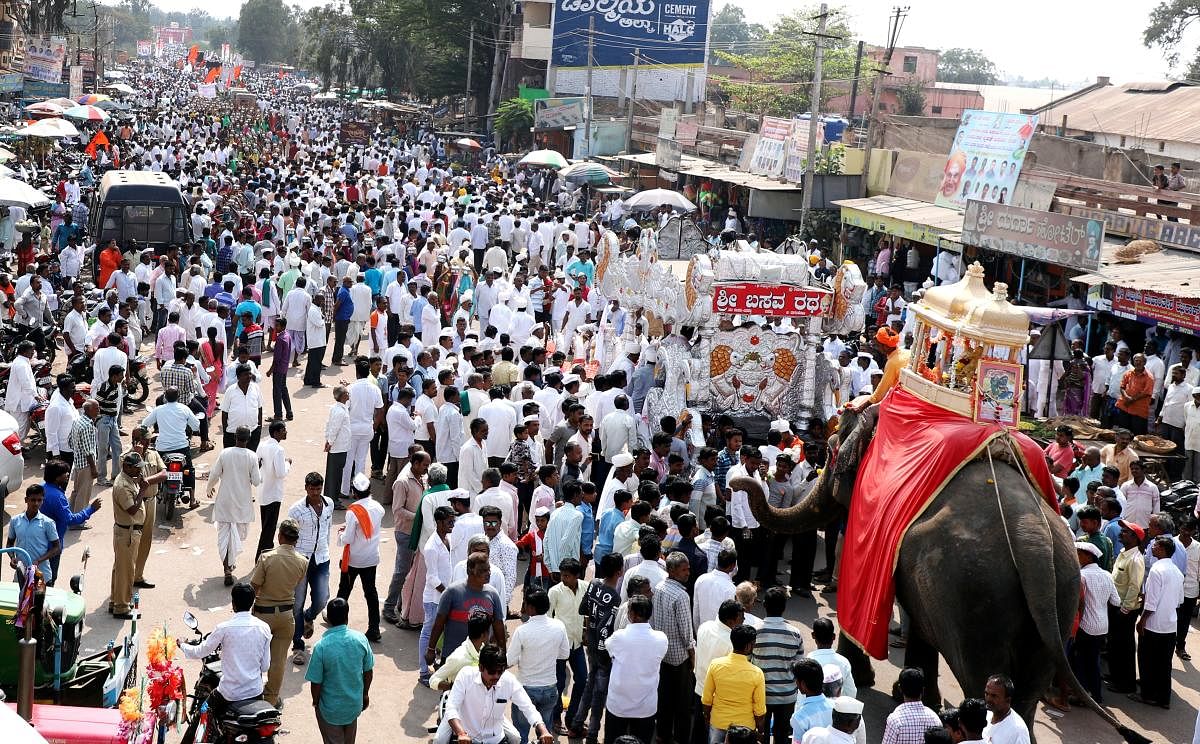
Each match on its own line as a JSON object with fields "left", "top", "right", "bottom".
{"left": 39, "top": 459, "right": 101, "bottom": 585}
{"left": 789, "top": 658, "right": 831, "bottom": 741}
{"left": 331, "top": 276, "right": 354, "bottom": 366}
{"left": 306, "top": 597, "right": 374, "bottom": 739}
{"left": 8, "top": 484, "right": 60, "bottom": 584}
{"left": 596, "top": 489, "right": 631, "bottom": 559}
{"left": 363, "top": 257, "right": 382, "bottom": 297}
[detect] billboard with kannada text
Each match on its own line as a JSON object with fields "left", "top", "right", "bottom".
{"left": 552, "top": 0, "right": 712, "bottom": 68}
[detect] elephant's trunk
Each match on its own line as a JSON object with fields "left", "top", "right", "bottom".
{"left": 735, "top": 471, "right": 845, "bottom": 534}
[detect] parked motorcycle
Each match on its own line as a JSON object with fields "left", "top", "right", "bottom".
{"left": 179, "top": 612, "right": 281, "bottom": 744}
{"left": 126, "top": 355, "right": 151, "bottom": 405}
{"left": 159, "top": 452, "right": 194, "bottom": 521}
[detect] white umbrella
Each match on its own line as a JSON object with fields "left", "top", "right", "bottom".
{"left": 622, "top": 188, "right": 697, "bottom": 212}
{"left": 0, "top": 701, "right": 50, "bottom": 743}
{"left": 17, "top": 118, "right": 80, "bottom": 138}
{"left": 0, "top": 178, "right": 51, "bottom": 208}
{"left": 0, "top": 147, "right": 16, "bottom": 162}
{"left": 518, "top": 149, "right": 569, "bottom": 169}
{"left": 104, "top": 82, "right": 136, "bottom": 96}
{"left": 23, "top": 101, "right": 64, "bottom": 115}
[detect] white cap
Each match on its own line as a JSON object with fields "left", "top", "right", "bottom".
{"left": 459, "top": 290, "right": 473, "bottom": 304}
{"left": 439, "top": 328, "right": 453, "bottom": 338}
{"left": 287, "top": 254, "right": 301, "bottom": 267}
{"left": 612, "top": 452, "right": 634, "bottom": 467}
{"left": 563, "top": 373, "right": 581, "bottom": 386}
{"left": 644, "top": 346, "right": 658, "bottom": 363}
{"left": 523, "top": 414, "right": 540, "bottom": 423}
{"left": 822, "top": 664, "right": 843, "bottom": 684}
{"left": 1075, "top": 541, "right": 1102, "bottom": 559}
{"left": 351, "top": 472, "right": 371, "bottom": 493}
{"left": 625, "top": 340, "right": 641, "bottom": 355}
{"left": 831, "top": 696, "right": 864, "bottom": 715}
{"left": 446, "top": 488, "right": 471, "bottom": 502}
{"left": 770, "top": 419, "right": 791, "bottom": 433}
{"left": 533, "top": 505, "right": 551, "bottom": 517}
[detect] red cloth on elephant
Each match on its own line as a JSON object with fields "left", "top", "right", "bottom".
{"left": 840, "top": 385, "right": 1057, "bottom": 659}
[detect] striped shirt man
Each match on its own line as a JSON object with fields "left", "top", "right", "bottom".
{"left": 751, "top": 615, "right": 805, "bottom": 706}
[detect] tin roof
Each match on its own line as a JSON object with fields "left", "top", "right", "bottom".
{"left": 1031, "top": 81, "right": 1200, "bottom": 144}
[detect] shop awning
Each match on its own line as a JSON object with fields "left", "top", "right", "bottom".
{"left": 1071, "top": 247, "right": 1200, "bottom": 299}
{"left": 832, "top": 195, "right": 964, "bottom": 247}
{"left": 614, "top": 152, "right": 802, "bottom": 191}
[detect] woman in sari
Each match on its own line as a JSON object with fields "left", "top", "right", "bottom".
{"left": 1056, "top": 345, "right": 1092, "bottom": 416}
{"left": 200, "top": 326, "right": 224, "bottom": 417}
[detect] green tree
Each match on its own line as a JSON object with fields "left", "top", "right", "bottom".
{"left": 936, "top": 48, "right": 999, "bottom": 84}
{"left": 714, "top": 5, "right": 859, "bottom": 116}
{"left": 896, "top": 75, "right": 926, "bottom": 115}
{"left": 709, "top": 3, "right": 767, "bottom": 66}
{"left": 237, "top": 0, "right": 298, "bottom": 63}
{"left": 1145, "top": 0, "right": 1200, "bottom": 71}
{"left": 495, "top": 98, "right": 534, "bottom": 150}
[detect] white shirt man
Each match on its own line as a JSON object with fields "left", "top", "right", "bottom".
{"left": 347, "top": 376, "right": 383, "bottom": 474}
{"left": 386, "top": 401, "right": 416, "bottom": 459}
{"left": 605, "top": 608, "right": 669, "bottom": 722}
{"left": 44, "top": 388, "right": 79, "bottom": 459}
{"left": 91, "top": 343, "right": 129, "bottom": 390}
{"left": 435, "top": 399, "right": 465, "bottom": 465}
{"left": 459, "top": 435, "right": 487, "bottom": 497}
{"left": 179, "top": 611, "right": 271, "bottom": 702}
{"left": 256, "top": 433, "right": 291, "bottom": 508}
{"left": 479, "top": 398, "right": 517, "bottom": 461}
{"left": 63, "top": 306, "right": 89, "bottom": 353}
{"left": 692, "top": 561, "right": 737, "bottom": 630}
{"left": 440, "top": 666, "right": 547, "bottom": 744}
{"left": 220, "top": 381, "right": 263, "bottom": 436}
{"left": 474, "top": 486, "right": 518, "bottom": 542}
{"left": 600, "top": 405, "right": 638, "bottom": 461}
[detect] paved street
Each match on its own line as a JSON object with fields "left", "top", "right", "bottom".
{"left": 5, "top": 352, "right": 1198, "bottom": 743}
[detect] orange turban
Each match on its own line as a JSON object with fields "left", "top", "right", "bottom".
{"left": 875, "top": 326, "right": 900, "bottom": 349}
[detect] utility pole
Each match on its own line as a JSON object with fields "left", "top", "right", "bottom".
{"left": 464, "top": 21, "right": 474, "bottom": 131}
{"left": 584, "top": 17, "right": 594, "bottom": 157}
{"left": 847, "top": 40, "right": 864, "bottom": 120}
{"left": 624, "top": 48, "right": 640, "bottom": 154}
{"left": 799, "top": 3, "right": 828, "bottom": 235}
{"left": 859, "top": 6, "right": 907, "bottom": 197}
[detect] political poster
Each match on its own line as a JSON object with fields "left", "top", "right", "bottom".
{"left": 23, "top": 36, "right": 66, "bottom": 83}
{"left": 196, "top": 83, "right": 216, "bottom": 99}
{"left": 69, "top": 65, "right": 82, "bottom": 100}
{"left": 137, "top": 40, "right": 153, "bottom": 57}
{"left": 933, "top": 110, "right": 1038, "bottom": 210}
{"left": 748, "top": 116, "right": 792, "bottom": 177}
{"left": 782, "top": 119, "right": 824, "bottom": 183}
{"left": 552, "top": 0, "right": 713, "bottom": 68}
{"left": 534, "top": 97, "right": 586, "bottom": 129}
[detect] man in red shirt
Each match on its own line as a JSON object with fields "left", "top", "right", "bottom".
{"left": 1117, "top": 353, "right": 1155, "bottom": 435}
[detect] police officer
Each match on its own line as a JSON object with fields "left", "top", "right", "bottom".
{"left": 249, "top": 518, "right": 309, "bottom": 707}
{"left": 110, "top": 452, "right": 151, "bottom": 619}
{"left": 130, "top": 426, "right": 166, "bottom": 590}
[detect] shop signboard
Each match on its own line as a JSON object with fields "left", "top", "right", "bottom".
{"left": 1109, "top": 286, "right": 1200, "bottom": 334}
{"left": 712, "top": 281, "right": 831, "bottom": 318}
{"left": 551, "top": 0, "right": 712, "bottom": 68}
{"left": 961, "top": 200, "right": 1103, "bottom": 272}
{"left": 839, "top": 206, "right": 946, "bottom": 246}
{"left": 339, "top": 121, "right": 370, "bottom": 145}
{"left": 534, "top": 96, "right": 585, "bottom": 130}
{"left": 21, "top": 79, "right": 68, "bottom": 98}
{"left": 934, "top": 110, "right": 1037, "bottom": 210}
{"left": 23, "top": 36, "right": 66, "bottom": 83}
{"left": 748, "top": 116, "right": 792, "bottom": 177}
{"left": 1058, "top": 203, "right": 1200, "bottom": 251}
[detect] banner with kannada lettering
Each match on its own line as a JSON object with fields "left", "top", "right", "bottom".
{"left": 961, "top": 200, "right": 1104, "bottom": 272}
{"left": 1110, "top": 286, "right": 1200, "bottom": 334}
{"left": 23, "top": 36, "right": 66, "bottom": 83}
{"left": 551, "top": 0, "right": 712, "bottom": 68}
{"left": 934, "top": 110, "right": 1037, "bottom": 210}
{"left": 712, "top": 281, "right": 831, "bottom": 318}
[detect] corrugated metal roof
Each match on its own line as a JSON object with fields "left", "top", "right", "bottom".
{"left": 831, "top": 195, "right": 965, "bottom": 232}
{"left": 1035, "top": 82, "right": 1200, "bottom": 143}
{"left": 615, "top": 152, "right": 803, "bottom": 191}
{"left": 1073, "top": 247, "right": 1200, "bottom": 298}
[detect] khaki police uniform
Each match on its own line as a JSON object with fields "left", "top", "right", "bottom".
{"left": 110, "top": 472, "right": 144, "bottom": 615}
{"left": 249, "top": 543, "right": 309, "bottom": 705}
{"left": 134, "top": 448, "right": 165, "bottom": 583}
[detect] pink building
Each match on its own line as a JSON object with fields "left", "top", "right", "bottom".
{"left": 825, "top": 45, "right": 983, "bottom": 119}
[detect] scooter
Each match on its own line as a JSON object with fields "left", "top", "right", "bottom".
{"left": 158, "top": 452, "right": 193, "bottom": 521}
{"left": 179, "top": 611, "right": 281, "bottom": 744}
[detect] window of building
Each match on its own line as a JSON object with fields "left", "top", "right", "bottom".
{"left": 902, "top": 55, "right": 917, "bottom": 73}
{"left": 931, "top": 105, "right": 943, "bottom": 114}
{"left": 1160, "top": 141, "right": 1166, "bottom": 152}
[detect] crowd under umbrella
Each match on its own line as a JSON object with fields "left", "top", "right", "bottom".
{"left": 63, "top": 104, "right": 109, "bottom": 123}
{"left": 104, "top": 82, "right": 136, "bottom": 96}
{"left": 18, "top": 118, "right": 81, "bottom": 138}
{"left": 453, "top": 137, "right": 482, "bottom": 150}
{"left": 0, "top": 177, "right": 51, "bottom": 208}
{"left": 518, "top": 148, "right": 568, "bottom": 169}
{"left": 622, "top": 187, "right": 697, "bottom": 212}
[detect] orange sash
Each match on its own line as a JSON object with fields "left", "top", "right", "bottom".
{"left": 340, "top": 503, "right": 374, "bottom": 573}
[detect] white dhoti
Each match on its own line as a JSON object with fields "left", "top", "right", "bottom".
{"left": 290, "top": 330, "right": 307, "bottom": 363}
{"left": 216, "top": 521, "right": 249, "bottom": 567}
{"left": 9, "top": 409, "right": 29, "bottom": 439}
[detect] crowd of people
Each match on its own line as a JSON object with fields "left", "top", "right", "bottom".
{"left": 0, "top": 59, "right": 1198, "bottom": 744}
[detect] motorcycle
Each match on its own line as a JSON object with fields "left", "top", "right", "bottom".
{"left": 159, "top": 451, "right": 194, "bottom": 521}
{"left": 179, "top": 611, "right": 281, "bottom": 744}
{"left": 126, "top": 354, "right": 151, "bottom": 405}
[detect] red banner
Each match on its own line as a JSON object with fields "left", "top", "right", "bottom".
{"left": 712, "top": 281, "right": 830, "bottom": 318}
{"left": 1110, "top": 286, "right": 1200, "bottom": 334}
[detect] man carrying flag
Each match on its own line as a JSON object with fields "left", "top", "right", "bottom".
{"left": 336, "top": 472, "right": 385, "bottom": 643}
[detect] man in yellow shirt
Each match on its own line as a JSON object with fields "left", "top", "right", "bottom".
{"left": 1107, "top": 520, "right": 1146, "bottom": 694}
{"left": 702, "top": 624, "right": 767, "bottom": 742}
{"left": 846, "top": 327, "right": 910, "bottom": 412}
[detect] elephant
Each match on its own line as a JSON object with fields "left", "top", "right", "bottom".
{"left": 736, "top": 406, "right": 1148, "bottom": 743}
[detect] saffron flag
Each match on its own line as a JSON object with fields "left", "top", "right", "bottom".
{"left": 203, "top": 66, "right": 222, "bottom": 84}
{"left": 84, "top": 130, "right": 109, "bottom": 159}
{"left": 233, "top": 64, "right": 243, "bottom": 81}
{"left": 186, "top": 44, "right": 199, "bottom": 64}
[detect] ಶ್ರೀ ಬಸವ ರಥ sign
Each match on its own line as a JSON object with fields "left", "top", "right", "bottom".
{"left": 712, "top": 281, "right": 831, "bottom": 318}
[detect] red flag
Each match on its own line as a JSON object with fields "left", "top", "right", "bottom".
{"left": 203, "top": 66, "right": 221, "bottom": 84}
{"left": 233, "top": 64, "right": 243, "bottom": 81}
{"left": 277, "top": 67, "right": 284, "bottom": 80}
{"left": 186, "top": 44, "right": 199, "bottom": 64}
{"left": 84, "top": 130, "right": 109, "bottom": 160}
